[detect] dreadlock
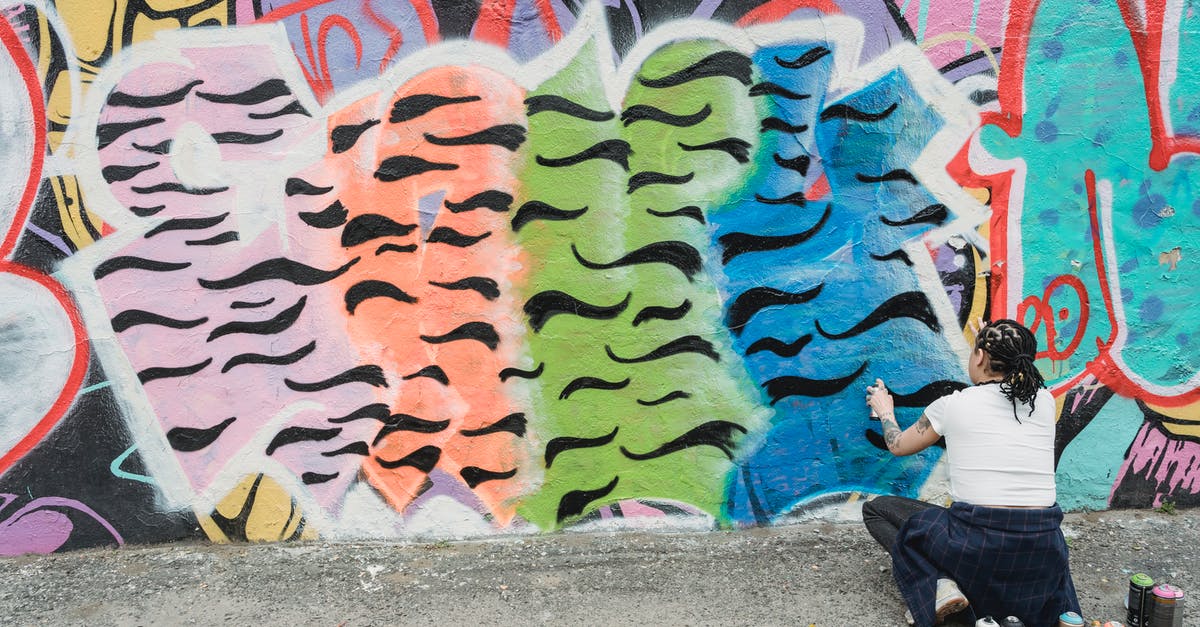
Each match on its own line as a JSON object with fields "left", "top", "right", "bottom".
{"left": 974, "top": 319, "right": 1046, "bottom": 422}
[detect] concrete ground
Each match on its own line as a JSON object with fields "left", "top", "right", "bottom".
{"left": 1, "top": 508, "right": 1197, "bottom": 626}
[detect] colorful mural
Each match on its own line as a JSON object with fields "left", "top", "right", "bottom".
{"left": 0, "top": 0, "right": 1196, "bottom": 556}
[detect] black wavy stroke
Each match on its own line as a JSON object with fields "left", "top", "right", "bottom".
{"left": 186, "top": 231, "right": 239, "bottom": 246}
{"left": 719, "top": 204, "right": 831, "bottom": 264}
{"left": 525, "top": 95, "right": 614, "bottom": 121}
{"left": 762, "top": 362, "right": 869, "bottom": 405}
{"left": 207, "top": 296, "right": 306, "bottom": 342}
{"left": 129, "top": 205, "right": 165, "bottom": 217}
{"left": 285, "top": 364, "right": 388, "bottom": 392}
{"left": 231, "top": 298, "right": 274, "bottom": 309}
{"left": 632, "top": 299, "right": 692, "bottom": 326}
{"left": 375, "top": 446, "right": 441, "bottom": 472}
{"left": 374, "top": 415, "right": 451, "bottom": 444}
{"left": 402, "top": 365, "right": 450, "bottom": 385}
{"left": 299, "top": 200, "right": 348, "bottom": 229}
{"left": 620, "top": 421, "right": 747, "bottom": 461}
{"left": 145, "top": 213, "right": 230, "bottom": 238}
{"left": 499, "top": 363, "right": 544, "bottom": 382}
{"left": 376, "top": 243, "right": 416, "bottom": 255}
{"left": 131, "top": 183, "right": 229, "bottom": 196}
{"left": 102, "top": 162, "right": 159, "bottom": 183}
{"left": 775, "top": 47, "right": 831, "bottom": 69}
{"left": 342, "top": 214, "right": 417, "bottom": 247}
{"left": 111, "top": 309, "right": 207, "bottom": 333}
{"left": 95, "top": 256, "right": 190, "bottom": 280}
{"left": 250, "top": 100, "right": 309, "bottom": 120}
{"left": 445, "top": 190, "right": 513, "bottom": 213}
{"left": 773, "top": 154, "right": 811, "bottom": 175}
{"left": 462, "top": 413, "right": 527, "bottom": 437}
{"left": 755, "top": 191, "right": 807, "bottom": 206}
{"left": 430, "top": 276, "right": 500, "bottom": 300}
{"left": 137, "top": 358, "right": 212, "bottom": 384}
{"left": 375, "top": 156, "right": 458, "bottom": 182}
{"left": 524, "top": 291, "right": 630, "bottom": 333}
{"left": 426, "top": 226, "right": 490, "bottom": 247}
{"left": 557, "top": 476, "right": 619, "bottom": 523}
{"left": 302, "top": 472, "right": 339, "bottom": 485}
{"left": 745, "top": 335, "right": 812, "bottom": 358}
{"left": 199, "top": 258, "right": 357, "bottom": 289}
{"left": 321, "top": 442, "right": 369, "bottom": 457}
{"left": 856, "top": 169, "right": 918, "bottom": 185}
{"left": 748, "top": 82, "right": 810, "bottom": 100}
{"left": 820, "top": 102, "right": 898, "bottom": 123}
{"left": 678, "top": 138, "right": 751, "bottom": 163}
{"left": 605, "top": 335, "right": 718, "bottom": 364}
{"left": 628, "top": 171, "right": 694, "bottom": 193}
{"left": 546, "top": 427, "right": 618, "bottom": 468}
{"left": 814, "top": 291, "right": 941, "bottom": 340}
{"left": 621, "top": 103, "right": 711, "bottom": 127}
{"left": 266, "top": 427, "right": 341, "bottom": 456}
{"left": 345, "top": 280, "right": 417, "bottom": 314}
{"left": 880, "top": 203, "right": 948, "bottom": 227}
{"left": 891, "top": 380, "right": 970, "bottom": 407}
{"left": 536, "top": 139, "right": 631, "bottom": 170}
{"left": 420, "top": 322, "right": 499, "bottom": 350}
{"left": 760, "top": 118, "right": 808, "bottom": 134}
{"left": 212, "top": 130, "right": 284, "bottom": 145}
{"left": 559, "top": 377, "right": 630, "bottom": 400}
{"left": 637, "top": 50, "right": 752, "bottom": 88}
{"left": 637, "top": 391, "right": 690, "bottom": 406}
{"left": 727, "top": 284, "right": 823, "bottom": 335}
{"left": 166, "top": 417, "right": 236, "bottom": 452}
{"left": 646, "top": 206, "right": 705, "bottom": 224}
{"left": 97, "top": 117, "right": 164, "bottom": 150}
{"left": 285, "top": 178, "right": 333, "bottom": 196}
{"left": 107, "top": 80, "right": 203, "bottom": 108}
{"left": 222, "top": 341, "right": 316, "bottom": 373}
{"left": 132, "top": 140, "right": 170, "bottom": 155}
{"left": 870, "top": 249, "right": 914, "bottom": 266}
{"left": 328, "top": 404, "right": 391, "bottom": 424}
{"left": 390, "top": 94, "right": 480, "bottom": 123}
{"left": 461, "top": 467, "right": 517, "bottom": 488}
{"left": 571, "top": 241, "right": 701, "bottom": 281}
{"left": 197, "top": 79, "right": 290, "bottom": 105}
{"left": 424, "top": 124, "right": 526, "bottom": 151}
{"left": 511, "top": 201, "right": 588, "bottom": 232}
{"left": 330, "top": 119, "right": 380, "bottom": 153}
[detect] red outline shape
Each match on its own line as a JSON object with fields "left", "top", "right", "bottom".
{"left": 0, "top": 17, "right": 46, "bottom": 261}
{"left": 473, "top": 0, "right": 562, "bottom": 48}
{"left": 0, "top": 262, "right": 89, "bottom": 476}
{"left": 735, "top": 0, "right": 841, "bottom": 26}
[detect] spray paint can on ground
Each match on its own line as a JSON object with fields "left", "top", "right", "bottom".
{"left": 1059, "top": 612, "right": 1085, "bottom": 627}
{"left": 1148, "top": 584, "right": 1184, "bottom": 627}
{"left": 1128, "top": 573, "right": 1155, "bottom": 626}
{"left": 1001, "top": 617, "right": 1026, "bottom": 627}
{"left": 976, "top": 618, "right": 1000, "bottom": 627}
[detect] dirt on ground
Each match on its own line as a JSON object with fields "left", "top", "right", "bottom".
{"left": 1, "top": 508, "right": 1197, "bottom": 626}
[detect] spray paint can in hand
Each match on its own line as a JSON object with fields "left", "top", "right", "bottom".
{"left": 1148, "top": 584, "right": 1184, "bottom": 627}
{"left": 1058, "top": 612, "right": 1085, "bottom": 627}
{"left": 976, "top": 618, "right": 1000, "bottom": 627}
{"left": 1128, "top": 573, "right": 1155, "bottom": 626}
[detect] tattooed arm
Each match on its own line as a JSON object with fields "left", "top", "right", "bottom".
{"left": 867, "top": 378, "right": 941, "bottom": 456}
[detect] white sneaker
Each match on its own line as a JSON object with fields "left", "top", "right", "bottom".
{"left": 934, "top": 578, "right": 970, "bottom": 623}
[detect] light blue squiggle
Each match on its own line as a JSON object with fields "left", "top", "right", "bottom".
{"left": 110, "top": 445, "right": 156, "bottom": 485}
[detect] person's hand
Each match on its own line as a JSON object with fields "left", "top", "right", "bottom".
{"left": 865, "top": 378, "right": 895, "bottom": 418}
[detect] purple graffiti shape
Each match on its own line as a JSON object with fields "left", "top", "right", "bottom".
{"left": 0, "top": 494, "right": 124, "bottom": 556}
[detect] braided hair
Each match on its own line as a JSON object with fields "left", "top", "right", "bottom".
{"left": 974, "top": 319, "right": 1046, "bottom": 422}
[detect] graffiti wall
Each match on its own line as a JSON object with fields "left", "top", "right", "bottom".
{"left": 0, "top": 0, "right": 1196, "bottom": 555}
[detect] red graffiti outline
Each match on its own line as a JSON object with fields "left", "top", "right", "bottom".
{"left": 259, "top": 0, "right": 439, "bottom": 42}
{"left": 362, "top": 0, "right": 403, "bottom": 71}
{"left": 0, "top": 17, "right": 46, "bottom": 260}
{"left": 1116, "top": 0, "right": 1200, "bottom": 170}
{"left": 734, "top": 0, "right": 841, "bottom": 26}
{"left": 473, "top": 0, "right": 562, "bottom": 48}
{"left": 0, "top": 262, "right": 89, "bottom": 476}
{"left": 1016, "top": 273, "right": 1089, "bottom": 361}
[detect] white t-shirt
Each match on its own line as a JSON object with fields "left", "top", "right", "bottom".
{"left": 923, "top": 384, "right": 1057, "bottom": 507}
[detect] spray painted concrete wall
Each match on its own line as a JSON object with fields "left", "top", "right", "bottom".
{"left": 0, "top": 0, "right": 1196, "bottom": 555}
